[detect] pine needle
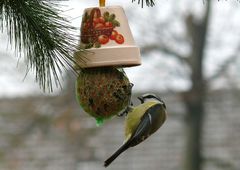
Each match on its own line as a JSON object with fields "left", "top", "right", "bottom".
{"left": 132, "top": 0, "right": 155, "bottom": 7}
{"left": 0, "top": 0, "right": 83, "bottom": 92}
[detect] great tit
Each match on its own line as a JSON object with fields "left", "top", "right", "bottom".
{"left": 104, "top": 93, "right": 167, "bottom": 167}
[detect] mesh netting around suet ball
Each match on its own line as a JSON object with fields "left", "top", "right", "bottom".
{"left": 76, "top": 67, "right": 132, "bottom": 126}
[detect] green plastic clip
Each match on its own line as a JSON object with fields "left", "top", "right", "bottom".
{"left": 96, "top": 117, "right": 104, "bottom": 127}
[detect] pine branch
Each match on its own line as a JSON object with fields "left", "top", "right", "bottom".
{"left": 0, "top": 0, "right": 83, "bottom": 92}
{"left": 132, "top": 0, "right": 155, "bottom": 7}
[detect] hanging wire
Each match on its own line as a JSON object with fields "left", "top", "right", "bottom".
{"left": 132, "top": 0, "right": 155, "bottom": 8}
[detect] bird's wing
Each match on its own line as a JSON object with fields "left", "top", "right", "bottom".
{"left": 128, "top": 103, "right": 163, "bottom": 147}
{"left": 128, "top": 109, "right": 153, "bottom": 147}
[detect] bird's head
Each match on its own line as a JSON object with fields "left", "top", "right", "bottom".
{"left": 138, "top": 93, "right": 166, "bottom": 109}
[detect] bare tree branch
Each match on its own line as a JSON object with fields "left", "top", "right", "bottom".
{"left": 207, "top": 48, "right": 239, "bottom": 82}
{"left": 141, "top": 43, "right": 189, "bottom": 65}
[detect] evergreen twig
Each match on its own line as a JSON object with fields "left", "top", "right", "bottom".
{"left": 132, "top": 0, "right": 155, "bottom": 7}
{"left": 0, "top": 0, "right": 83, "bottom": 92}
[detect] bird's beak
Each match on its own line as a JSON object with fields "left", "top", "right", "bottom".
{"left": 137, "top": 96, "right": 144, "bottom": 104}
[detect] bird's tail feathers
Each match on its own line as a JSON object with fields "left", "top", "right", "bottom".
{"left": 104, "top": 141, "right": 130, "bottom": 167}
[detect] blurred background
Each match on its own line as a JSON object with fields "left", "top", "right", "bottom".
{"left": 1, "top": 0, "right": 240, "bottom": 170}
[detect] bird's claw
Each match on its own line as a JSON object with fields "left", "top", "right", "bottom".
{"left": 118, "top": 104, "right": 133, "bottom": 117}
{"left": 118, "top": 83, "right": 134, "bottom": 117}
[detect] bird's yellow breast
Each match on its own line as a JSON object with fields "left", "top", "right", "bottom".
{"left": 124, "top": 101, "right": 159, "bottom": 141}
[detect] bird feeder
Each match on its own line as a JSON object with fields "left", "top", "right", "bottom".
{"left": 74, "top": 0, "right": 141, "bottom": 125}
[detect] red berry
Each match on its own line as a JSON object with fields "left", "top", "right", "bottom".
{"left": 115, "top": 34, "right": 124, "bottom": 44}
{"left": 94, "top": 23, "right": 105, "bottom": 29}
{"left": 93, "top": 18, "right": 100, "bottom": 24}
{"left": 105, "top": 21, "right": 113, "bottom": 28}
{"left": 99, "top": 16, "right": 105, "bottom": 23}
{"left": 110, "top": 30, "right": 118, "bottom": 40}
{"left": 98, "top": 35, "right": 109, "bottom": 45}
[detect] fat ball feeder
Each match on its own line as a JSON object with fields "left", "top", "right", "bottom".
{"left": 74, "top": 0, "right": 141, "bottom": 126}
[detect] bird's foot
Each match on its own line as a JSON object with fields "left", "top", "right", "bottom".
{"left": 118, "top": 105, "right": 133, "bottom": 117}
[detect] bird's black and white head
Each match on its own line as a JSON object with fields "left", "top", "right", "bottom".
{"left": 138, "top": 93, "right": 166, "bottom": 109}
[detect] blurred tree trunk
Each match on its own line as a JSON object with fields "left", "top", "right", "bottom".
{"left": 182, "top": 1, "right": 211, "bottom": 170}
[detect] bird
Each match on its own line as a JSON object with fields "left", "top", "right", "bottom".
{"left": 104, "top": 93, "right": 167, "bottom": 167}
